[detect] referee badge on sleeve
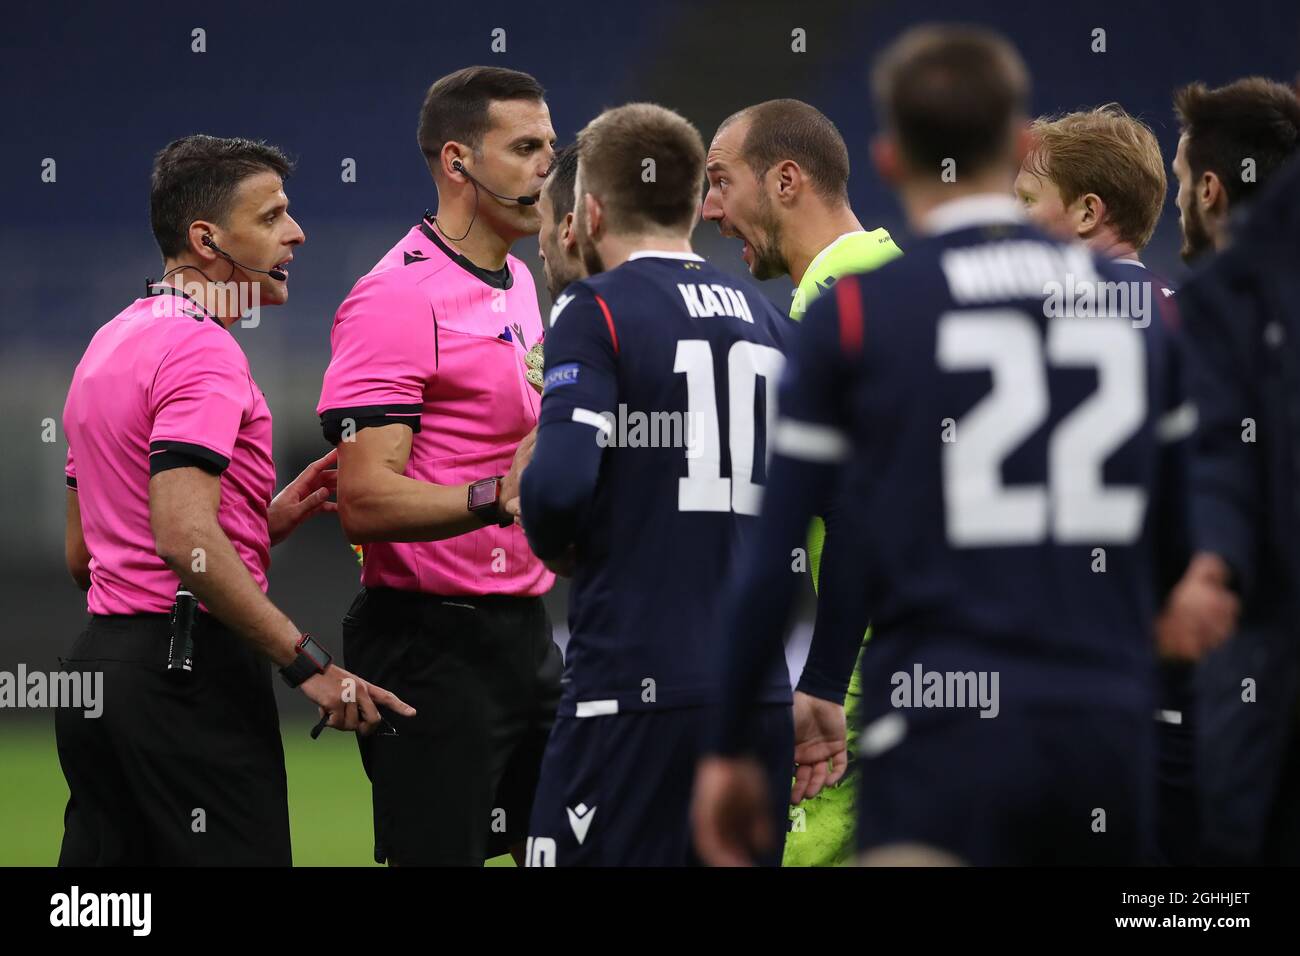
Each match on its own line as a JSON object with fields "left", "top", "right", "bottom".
{"left": 525, "top": 341, "right": 545, "bottom": 393}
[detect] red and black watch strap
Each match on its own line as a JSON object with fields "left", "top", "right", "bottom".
{"left": 279, "top": 633, "right": 332, "bottom": 688}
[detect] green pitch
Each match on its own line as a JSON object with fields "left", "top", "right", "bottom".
{"left": 0, "top": 719, "right": 514, "bottom": 867}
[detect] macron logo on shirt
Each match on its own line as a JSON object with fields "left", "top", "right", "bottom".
{"left": 549, "top": 293, "right": 576, "bottom": 326}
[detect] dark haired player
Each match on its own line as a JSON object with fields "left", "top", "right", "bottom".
{"left": 1167, "top": 77, "right": 1300, "bottom": 863}
{"left": 519, "top": 103, "right": 795, "bottom": 866}
{"left": 537, "top": 143, "right": 586, "bottom": 309}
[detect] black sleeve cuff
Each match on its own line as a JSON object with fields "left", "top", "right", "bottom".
{"left": 320, "top": 405, "right": 422, "bottom": 444}
{"left": 66, "top": 476, "right": 77, "bottom": 490}
{"left": 149, "top": 440, "right": 229, "bottom": 476}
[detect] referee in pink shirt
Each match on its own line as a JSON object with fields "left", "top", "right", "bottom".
{"left": 319, "top": 67, "right": 560, "bottom": 866}
{"left": 59, "top": 135, "right": 412, "bottom": 866}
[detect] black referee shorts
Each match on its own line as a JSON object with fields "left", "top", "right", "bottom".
{"left": 55, "top": 613, "right": 291, "bottom": 866}
{"left": 341, "top": 587, "right": 562, "bottom": 866}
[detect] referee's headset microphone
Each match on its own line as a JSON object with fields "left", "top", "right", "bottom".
{"left": 200, "top": 233, "right": 287, "bottom": 281}
{"left": 432, "top": 159, "right": 536, "bottom": 243}
{"left": 452, "top": 159, "right": 537, "bottom": 206}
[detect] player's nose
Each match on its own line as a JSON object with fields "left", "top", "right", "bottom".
{"left": 701, "top": 188, "right": 723, "bottom": 222}
{"left": 285, "top": 214, "right": 306, "bottom": 246}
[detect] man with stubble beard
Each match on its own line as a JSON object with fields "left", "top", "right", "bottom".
{"left": 1169, "top": 76, "right": 1300, "bottom": 864}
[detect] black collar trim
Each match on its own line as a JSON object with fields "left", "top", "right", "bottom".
{"left": 146, "top": 284, "right": 223, "bottom": 327}
{"left": 419, "top": 215, "right": 514, "bottom": 291}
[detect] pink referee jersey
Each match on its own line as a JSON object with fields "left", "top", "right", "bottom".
{"left": 63, "top": 287, "right": 275, "bottom": 615}
{"left": 318, "top": 216, "right": 553, "bottom": 597}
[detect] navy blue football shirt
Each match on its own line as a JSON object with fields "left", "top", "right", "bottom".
{"left": 521, "top": 250, "right": 795, "bottom": 716}
{"left": 714, "top": 197, "right": 1189, "bottom": 752}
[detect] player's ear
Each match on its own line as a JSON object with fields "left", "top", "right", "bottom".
{"left": 1077, "top": 193, "right": 1104, "bottom": 236}
{"left": 871, "top": 136, "right": 899, "bottom": 186}
{"left": 775, "top": 160, "right": 800, "bottom": 204}
{"left": 188, "top": 221, "right": 220, "bottom": 261}
{"left": 583, "top": 192, "right": 603, "bottom": 239}
{"left": 1201, "top": 171, "right": 1226, "bottom": 217}
{"left": 560, "top": 211, "right": 577, "bottom": 252}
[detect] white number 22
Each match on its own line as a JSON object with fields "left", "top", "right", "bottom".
{"left": 937, "top": 310, "right": 1147, "bottom": 547}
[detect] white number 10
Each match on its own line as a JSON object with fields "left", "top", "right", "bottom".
{"left": 674, "top": 339, "right": 785, "bottom": 515}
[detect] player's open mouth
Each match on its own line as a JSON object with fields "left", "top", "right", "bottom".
{"left": 275, "top": 256, "right": 292, "bottom": 278}
{"left": 726, "top": 224, "right": 753, "bottom": 267}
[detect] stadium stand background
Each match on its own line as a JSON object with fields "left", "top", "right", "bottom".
{"left": 1, "top": 0, "right": 1297, "bottom": 704}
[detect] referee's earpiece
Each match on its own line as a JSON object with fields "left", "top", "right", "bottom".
{"left": 433, "top": 155, "right": 536, "bottom": 243}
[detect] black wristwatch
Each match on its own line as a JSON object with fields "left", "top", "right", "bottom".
{"left": 468, "top": 475, "right": 511, "bottom": 528}
{"left": 280, "top": 633, "right": 332, "bottom": 688}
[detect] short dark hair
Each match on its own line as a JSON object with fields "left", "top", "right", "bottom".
{"left": 1174, "top": 77, "right": 1300, "bottom": 207}
{"left": 718, "top": 99, "right": 850, "bottom": 202}
{"left": 872, "top": 24, "right": 1029, "bottom": 175}
{"left": 417, "top": 66, "right": 545, "bottom": 176}
{"left": 149, "top": 134, "right": 294, "bottom": 259}
{"left": 577, "top": 103, "right": 705, "bottom": 234}
{"left": 544, "top": 143, "right": 580, "bottom": 221}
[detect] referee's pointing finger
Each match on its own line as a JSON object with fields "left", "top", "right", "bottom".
{"left": 367, "top": 684, "right": 416, "bottom": 718}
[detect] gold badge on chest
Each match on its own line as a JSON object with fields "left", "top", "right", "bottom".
{"left": 525, "top": 341, "right": 545, "bottom": 393}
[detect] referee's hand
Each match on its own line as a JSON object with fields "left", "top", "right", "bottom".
{"left": 300, "top": 664, "right": 415, "bottom": 736}
{"left": 268, "top": 448, "right": 339, "bottom": 547}
{"left": 499, "top": 427, "right": 537, "bottom": 519}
